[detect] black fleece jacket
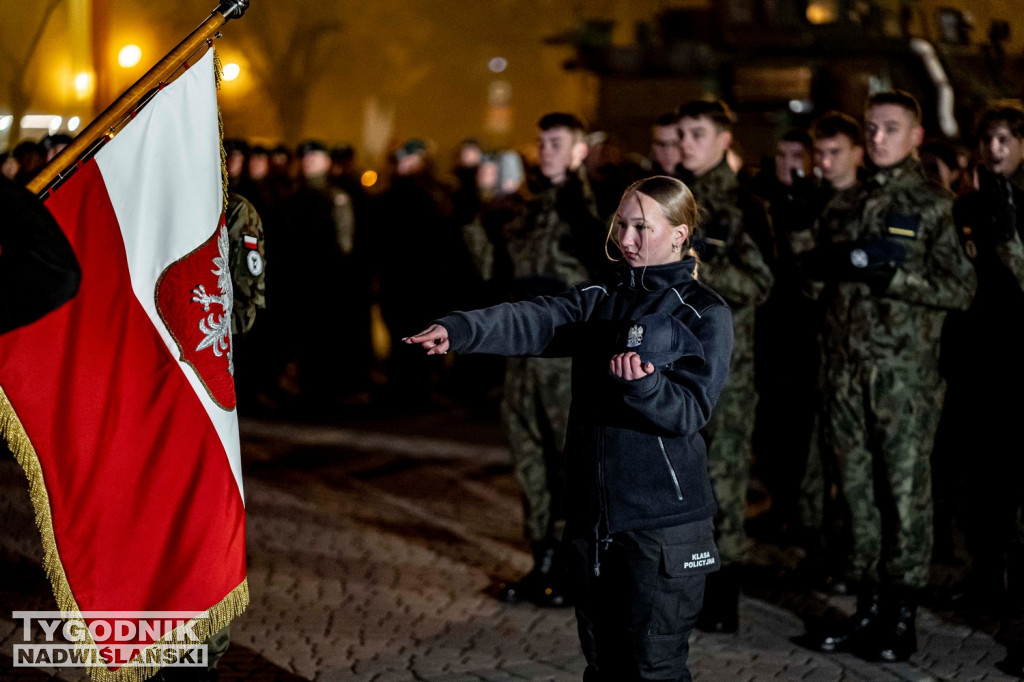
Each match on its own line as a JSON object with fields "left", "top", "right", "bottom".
{"left": 437, "top": 257, "right": 733, "bottom": 539}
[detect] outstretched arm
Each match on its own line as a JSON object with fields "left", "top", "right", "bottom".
{"left": 403, "top": 324, "right": 450, "bottom": 355}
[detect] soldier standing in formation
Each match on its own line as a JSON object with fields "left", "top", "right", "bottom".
{"left": 941, "top": 103, "right": 1024, "bottom": 676}
{"left": 746, "top": 127, "right": 821, "bottom": 545}
{"left": 279, "top": 140, "right": 355, "bottom": 412}
{"left": 800, "top": 90, "right": 976, "bottom": 662}
{"left": 480, "top": 112, "right": 607, "bottom": 607}
{"left": 790, "top": 110, "right": 866, "bottom": 593}
{"left": 675, "top": 98, "right": 775, "bottom": 633}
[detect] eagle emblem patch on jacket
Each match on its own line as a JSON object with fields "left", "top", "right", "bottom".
{"left": 626, "top": 323, "right": 645, "bottom": 348}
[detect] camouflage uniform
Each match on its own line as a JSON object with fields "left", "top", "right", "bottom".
{"left": 499, "top": 167, "right": 605, "bottom": 543}
{"left": 817, "top": 156, "right": 975, "bottom": 589}
{"left": 941, "top": 165, "right": 1024, "bottom": 626}
{"left": 227, "top": 192, "right": 266, "bottom": 336}
{"left": 790, "top": 185, "right": 862, "bottom": 578}
{"left": 687, "top": 158, "right": 774, "bottom": 565}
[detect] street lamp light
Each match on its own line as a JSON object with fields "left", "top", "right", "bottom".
{"left": 118, "top": 44, "right": 142, "bottom": 69}
{"left": 74, "top": 72, "right": 93, "bottom": 100}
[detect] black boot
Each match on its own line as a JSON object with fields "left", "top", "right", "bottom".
{"left": 797, "top": 587, "right": 881, "bottom": 653}
{"left": 996, "top": 545, "right": 1024, "bottom": 675}
{"left": 695, "top": 565, "right": 740, "bottom": 633}
{"left": 497, "top": 540, "right": 571, "bottom": 607}
{"left": 861, "top": 588, "right": 918, "bottom": 662}
{"left": 534, "top": 540, "right": 572, "bottom": 607}
{"left": 997, "top": 650, "right": 1024, "bottom": 677}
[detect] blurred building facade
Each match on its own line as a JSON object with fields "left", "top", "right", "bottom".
{"left": 554, "top": 0, "right": 1024, "bottom": 163}
{"left": 0, "top": 1, "right": 1021, "bottom": 166}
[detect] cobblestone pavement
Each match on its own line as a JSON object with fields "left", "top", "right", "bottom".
{"left": 0, "top": 405, "right": 1017, "bottom": 681}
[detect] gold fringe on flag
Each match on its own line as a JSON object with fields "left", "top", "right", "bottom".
{"left": 213, "top": 46, "right": 224, "bottom": 91}
{"left": 0, "top": 387, "right": 79, "bottom": 615}
{"left": 214, "top": 47, "right": 230, "bottom": 215}
{"left": 0, "top": 387, "right": 249, "bottom": 682}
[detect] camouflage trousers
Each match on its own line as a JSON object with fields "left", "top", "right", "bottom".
{"left": 824, "top": 359, "right": 942, "bottom": 589}
{"left": 703, "top": 345, "right": 756, "bottom": 567}
{"left": 180, "top": 623, "right": 230, "bottom": 671}
{"left": 501, "top": 356, "right": 571, "bottom": 543}
{"left": 207, "top": 624, "right": 230, "bottom": 668}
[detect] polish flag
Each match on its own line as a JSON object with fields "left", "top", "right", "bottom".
{"left": 0, "top": 50, "right": 247, "bottom": 677}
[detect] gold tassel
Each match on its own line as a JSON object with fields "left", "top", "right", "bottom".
{"left": 212, "top": 45, "right": 223, "bottom": 91}
{"left": 1, "top": 388, "right": 250, "bottom": 682}
{"left": 218, "top": 108, "right": 229, "bottom": 211}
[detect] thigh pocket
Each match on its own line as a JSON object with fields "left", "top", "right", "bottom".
{"left": 646, "top": 540, "right": 720, "bottom": 636}
{"left": 661, "top": 541, "right": 720, "bottom": 579}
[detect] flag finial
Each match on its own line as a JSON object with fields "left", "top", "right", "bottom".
{"left": 216, "top": 0, "right": 250, "bottom": 20}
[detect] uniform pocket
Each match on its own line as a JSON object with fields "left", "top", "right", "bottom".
{"left": 661, "top": 540, "right": 720, "bottom": 578}
{"left": 644, "top": 539, "right": 716, "bottom": 638}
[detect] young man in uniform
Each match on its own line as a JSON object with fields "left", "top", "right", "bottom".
{"left": 650, "top": 111, "right": 683, "bottom": 176}
{"left": 944, "top": 104, "right": 1024, "bottom": 676}
{"left": 799, "top": 90, "right": 975, "bottom": 662}
{"left": 490, "top": 112, "right": 606, "bottom": 607}
{"left": 746, "top": 127, "right": 821, "bottom": 548}
{"left": 789, "top": 111, "right": 865, "bottom": 593}
{"left": 676, "top": 99, "right": 774, "bottom": 633}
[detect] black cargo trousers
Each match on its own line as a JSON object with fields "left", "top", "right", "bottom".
{"left": 568, "top": 518, "right": 720, "bottom": 681}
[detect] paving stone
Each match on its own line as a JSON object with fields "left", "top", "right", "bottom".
{"left": 0, "top": 414, "right": 1016, "bottom": 681}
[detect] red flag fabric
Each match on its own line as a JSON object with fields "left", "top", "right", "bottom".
{"left": 0, "top": 50, "right": 247, "bottom": 679}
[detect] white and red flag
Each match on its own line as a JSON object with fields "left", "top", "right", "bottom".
{"left": 0, "top": 49, "right": 247, "bottom": 678}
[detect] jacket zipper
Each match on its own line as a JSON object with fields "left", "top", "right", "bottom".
{"left": 658, "top": 437, "right": 684, "bottom": 501}
{"left": 594, "top": 430, "right": 612, "bottom": 576}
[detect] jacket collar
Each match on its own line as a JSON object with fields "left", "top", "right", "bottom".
{"left": 865, "top": 155, "right": 925, "bottom": 190}
{"left": 617, "top": 257, "right": 696, "bottom": 290}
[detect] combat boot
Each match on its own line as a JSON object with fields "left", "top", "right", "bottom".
{"left": 695, "top": 565, "right": 740, "bottom": 633}
{"left": 863, "top": 589, "right": 918, "bottom": 662}
{"left": 799, "top": 586, "right": 881, "bottom": 653}
{"left": 535, "top": 542, "right": 572, "bottom": 607}
{"left": 995, "top": 544, "right": 1024, "bottom": 675}
{"left": 1004, "top": 542, "right": 1024, "bottom": 618}
{"left": 498, "top": 540, "right": 570, "bottom": 607}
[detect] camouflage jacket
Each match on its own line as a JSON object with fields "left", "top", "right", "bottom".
{"left": 227, "top": 192, "right": 266, "bottom": 335}
{"left": 1012, "top": 163, "right": 1024, "bottom": 193}
{"left": 793, "top": 183, "right": 863, "bottom": 301}
{"left": 501, "top": 167, "right": 606, "bottom": 299}
{"left": 819, "top": 156, "right": 976, "bottom": 371}
{"left": 953, "top": 167, "right": 1024, "bottom": 295}
{"left": 687, "top": 158, "right": 774, "bottom": 309}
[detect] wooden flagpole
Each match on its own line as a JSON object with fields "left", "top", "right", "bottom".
{"left": 27, "top": 0, "right": 251, "bottom": 196}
